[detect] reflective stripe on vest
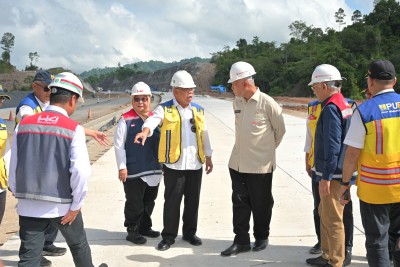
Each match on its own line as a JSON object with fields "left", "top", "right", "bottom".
{"left": 357, "top": 92, "right": 400, "bottom": 204}
{"left": 307, "top": 101, "right": 320, "bottom": 167}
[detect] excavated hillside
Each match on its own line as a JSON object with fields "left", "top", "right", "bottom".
{"left": 98, "top": 62, "right": 217, "bottom": 93}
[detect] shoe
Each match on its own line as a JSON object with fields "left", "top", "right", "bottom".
{"left": 220, "top": 243, "right": 251, "bottom": 257}
{"left": 252, "top": 239, "right": 268, "bottom": 252}
{"left": 139, "top": 228, "right": 160, "bottom": 238}
{"left": 309, "top": 242, "right": 322, "bottom": 254}
{"left": 40, "top": 256, "right": 52, "bottom": 267}
{"left": 157, "top": 239, "right": 175, "bottom": 251}
{"left": 42, "top": 244, "right": 67, "bottom": 256}
{"left": 322, "top": 264, "right": 333, "bottom": 267}
{"left": 344, "top": 249, "right": 352, "bottom": 266}
{"left": 182, "top": 235, "right": 202, "bottom": 246}
{"left": 126, "top": 231, "right": 146, "bottom": 245}
{"left": 306, "top": 255, "right": 328, "bottom": 266}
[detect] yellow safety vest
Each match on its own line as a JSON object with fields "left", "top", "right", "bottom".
{"left": 158, "top": 102, "right": 205, "bottom": 164}
{"left": 306, "top": 101, "right": 321, "bottom": 167}
{"left": 357, "top": 117, "right": 400, "bottom": 204}
{"left": 0, "top": 121, "right": 8, "bottom": 189}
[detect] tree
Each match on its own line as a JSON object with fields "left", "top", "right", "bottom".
{"left": 335, "top": 8, "right": 346, "bottom": 31}
{"left": 0, "top": 32, "right": 15, "bottom": 63}
{"left": 288, "top": 20, "right": 308, "bottom": 42}
{"left": 351, "top": 10, "right": 363, "bottom": 23}
{"left": 26, "top": 52, "right": 40, "bottom": 70}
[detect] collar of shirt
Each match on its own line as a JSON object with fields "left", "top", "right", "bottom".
{"left": 375, "top": 88, "right": 395, "bottom": 96}
{"left": 34, "top": 95, "right": 49, "bottom": 110}
{"left": 172, "top": 98, "right": 192, "bottom": 110}
{"left": 45, "top": 105, "right": 69, "bottom": 117}
{"left": 236, "top": 88, "right": 261, "bottom": 103}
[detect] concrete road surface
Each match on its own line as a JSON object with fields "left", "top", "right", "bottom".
{"left": 0, "top": 93, "right": 368, "bottom": 266}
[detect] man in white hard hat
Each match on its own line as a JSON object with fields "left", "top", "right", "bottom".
{"left": 221, "top": 61, "right": 286, "bottom": 257}
{"left": 15, "top": 69, "right": 109, "bottom": 267}
{"left": 114, "top": 82, "right": 162, "bottom": 245}
{"left": 134, "top": 70, "right": 213, "bottom": 251}
{"left": 305, "top": 64, "right": 353, "bottom": 267}
{"left": 9, "top": 72, "right": 107, "bottom": 267}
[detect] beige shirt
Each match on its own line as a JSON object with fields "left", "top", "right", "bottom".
{"left": 228, "top": 88, "right": 286, "bottom": 173}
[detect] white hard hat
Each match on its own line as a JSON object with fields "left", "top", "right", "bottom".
{"left": 170, "top": 70, "right": 196, "bottom": 88}
{"left": 228, "top": 61, "right": 256, "bottom": 83}
{"left": 308, "top": 64, "right": 344, "bottom": 86}
{"left": 49, "top": 72, "right": 84, "bottom": 99}
{"left": 131, "top": 82, "right": 152, "bottom": 96}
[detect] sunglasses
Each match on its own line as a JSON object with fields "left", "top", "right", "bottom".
{"left": 190, "top": 118, "right": 196, "bottom": 133}
{"left": 133, "top": 97, "right": 148, "bottom": 103}
{"left": 36, "top": 83, "right": 50, "bottom": 92}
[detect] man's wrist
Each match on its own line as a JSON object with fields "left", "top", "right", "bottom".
{"left": 205, "top": 156, "right": 211, "bottom": 159}
{"left": 340, "top": 180, "right": 350, "bottom": 186}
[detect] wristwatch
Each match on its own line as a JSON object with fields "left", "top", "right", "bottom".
{"left": 340, "top": 181, "right": 350, "bottom": 186}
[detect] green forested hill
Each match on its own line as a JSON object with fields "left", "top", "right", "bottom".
{"left": 211, "top": 0, "right": 400, "bottom": 98}
{"left": 80, "top": 57, "right": 209, "bottom": 85}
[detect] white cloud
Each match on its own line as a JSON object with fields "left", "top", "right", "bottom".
{"left": 0, "top": 0, "right": 373, "bottom": 73}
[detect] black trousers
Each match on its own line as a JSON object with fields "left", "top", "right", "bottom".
{"left": 123, "top": 178, "right": 159, "bottom": 231}
{"left": 360, "top": 200, "right": 400, "bottom": 267}
{"left": 0, "top": 190, "right": 6, "bottom": 224}
{"left": 229, "top": 168, "right": 274, "bottom": 245}
{"left": 19, "top": 214, "right": 93, "bottom": 267}
{"left": 161, "top": 166, "right": 202, "bottom": 241}
{"left": 312, "top": 180, "right": 354, "bottom": 249}
{"left": 44, "top": 223, "right": 59, "bottom": 248}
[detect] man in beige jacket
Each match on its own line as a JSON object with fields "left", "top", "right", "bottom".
{"left": 221, "top": 61, "right": 286, "bottom": 257}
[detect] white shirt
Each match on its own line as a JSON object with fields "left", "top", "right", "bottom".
{"left": 16, "top": 95, "right": 49, "bottom": 121}
{"left": 114, "top": 117, "right": 161, "bottom": 186}
{"left": 344, "top": 89, "right": 395, "bottom": 149}
{"left": 304, "top": 116, "right": 312, "bottom": 153}
{"left": 9, "top": 105, "right": 91, "bottom": 218}
{"left": 142, "top": 98, "right": 213, "bottom": 170}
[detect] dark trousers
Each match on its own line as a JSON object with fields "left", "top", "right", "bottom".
{"left": 360, "top": 200, "right": 400, "bottom": 267}
{"left": 229, "top": 168, "right": 274, "bottom": 245}
{"left": 312, "top": 180, "right": 353, "bottom": 249}
{"left": 19, "top": 213, "right": 93, "bottom": 267}
{"left": 44, "top": 223, "right": 59, "bottom": 248}
{"left": 0, "top": 190, "right": 6, "bottom": 224}
{"left": 123, "top": 178, "right": 159, "bottom": 231}
{"left": 161, "top": 166, "right": 202, "bottom": 241}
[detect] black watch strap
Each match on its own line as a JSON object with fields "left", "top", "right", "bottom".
{"left": 340, "top": 181, "right": 350, "bottom": 186}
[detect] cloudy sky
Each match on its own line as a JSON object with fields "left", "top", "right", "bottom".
{"left": 0, "top": 0, "right": 374, "bottom": 74}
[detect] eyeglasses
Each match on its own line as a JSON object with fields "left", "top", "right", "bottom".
{"left": 310, "top": 83, "right": 324, "bottom": 90}
{"left": 133, "top": 97, "right": 148, "bottom": 103}
{"left": 175, "top": 87, "right": 195, "bottom": 92}
{"left": 189, "top": 118, "right": 196, "bottom": 133}
{"left": 35, "top": 83, "right": 50, "bottom": 92}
